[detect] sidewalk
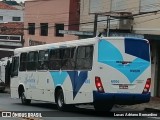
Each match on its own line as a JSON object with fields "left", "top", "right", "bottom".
{"left": 118, "top": 97, "right": 160, "bottom": 112}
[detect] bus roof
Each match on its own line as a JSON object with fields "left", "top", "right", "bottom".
{"left": 14, "top": 37, "right": 146, "bottom": 54}
{"left": 14, "top": 37, "right": 97, "bottom": 54}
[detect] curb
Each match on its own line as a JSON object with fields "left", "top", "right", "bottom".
{"left": 144, "top": 108, "right": 160, "bottom": 112}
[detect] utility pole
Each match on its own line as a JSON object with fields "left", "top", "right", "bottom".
{"left": 93, "top": 13, "right": 111, "bottom": 37}
{"left": 93, "top": 14, "right": 98, "bottom": 37}
{"left": 106, "top": 15, "right": 110, "bottom": 37}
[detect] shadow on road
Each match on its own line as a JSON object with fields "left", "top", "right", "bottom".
{"left": 14, "top": 102, "right": 114, "bottom": 117}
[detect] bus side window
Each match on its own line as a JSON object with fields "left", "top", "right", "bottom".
{"left": 11, "top": 57, "right": 19, "bottom": 77}
{"left": 61, "top": 47, "right": 75, "bottom": 70}
{"left": 38, "top": 50, "right": 49, "bottom": 70}
{"left": 49, "top": 49, "right": 61, "bottom": 70}
{"left": 19, "top": 53, "right": 27, "bottom": 71}
{"left": 27, "top": 51, "right": 38, "bottom": 71}
{"left": 75, "top": 45, "right": 93, "bottom": 70}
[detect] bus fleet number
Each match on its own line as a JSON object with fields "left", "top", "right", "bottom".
{"left": 111, "top": 80, "right": 119, "bottom": 84}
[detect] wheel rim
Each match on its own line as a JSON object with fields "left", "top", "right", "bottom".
{"left": 58, "top": 93, "right": 64, "bottom": 108}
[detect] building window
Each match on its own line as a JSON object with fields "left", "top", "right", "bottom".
{"left": 28, "top": 23, "right": 35, "bottom": 35}
{"left": 40, "top": 23, "right": 48, "bottom": 36}
{"left": 55, "top": 24, "right": 64, "bottom": 37}
{"left": 12, "top": 17, "right": 21, "bottom": 21}
{"left": 0, "top": 16, "right": 3, "bottom": 21}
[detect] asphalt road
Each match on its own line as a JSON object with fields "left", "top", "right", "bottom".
{"left": 0, "top": 93, "right": 159, "bottom": 120}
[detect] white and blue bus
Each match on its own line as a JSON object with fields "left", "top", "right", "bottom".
{"left": 10, "top": 37, "right": 151, "bottom": 111}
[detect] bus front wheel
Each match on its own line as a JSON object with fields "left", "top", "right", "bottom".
{"left": 56, "top": 89, "right": 66, "bottom": 111}
{"left": 21, "top": 92, "right": 31, "bottom": 105}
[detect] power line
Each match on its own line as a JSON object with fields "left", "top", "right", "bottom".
{"left": 2, "top": 0, "right": 160, "bottom": 32}
{"left": 134, "top": 15, "right": 160, "bottom": 25}
{"left": 23, "top": 1, "right": 160, "bottom": 26}
{"left": 3, "top": 10, "right": 160, "bottom": 31}
{"left": 4, "top": 11, "right": 160, "bottom": 31}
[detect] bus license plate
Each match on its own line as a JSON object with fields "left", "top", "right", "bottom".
{"left": 119, "top": 85, "right": 128, "bottom": 89}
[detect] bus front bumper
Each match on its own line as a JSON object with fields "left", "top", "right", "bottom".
{"left": 93, "top": 91, "right": 151, "bottom": 105}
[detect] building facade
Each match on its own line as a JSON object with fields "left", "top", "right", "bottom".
{"left": 80, "top": 0, "right": 160, "bottom": 97}
{"left": 0, "top": 1, "right": 24, "bottom": 87}
{"left": 0, "top": 1, "right": 23, "bottom": 23}
{"left": 24, "top": 0, "right": 80, "bottom": 47}
{"left": 0, "top": 1, "right": 24, "bottom": 59}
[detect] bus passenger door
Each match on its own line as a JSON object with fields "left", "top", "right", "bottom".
{"left": 25, "top": 51, "right": 39, "bottom": 100}
{"left": 10, "top": 56, "right": 19, "bottom": 98}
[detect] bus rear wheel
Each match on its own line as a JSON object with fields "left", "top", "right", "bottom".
{"left": 21, "top": 92, "right": 31, "bottom": 105}
{"left": 56, "top": 89, "right": 66, "bottom": 111}
{"left": 94, "top": 102, "right": 113, "bottom": 112}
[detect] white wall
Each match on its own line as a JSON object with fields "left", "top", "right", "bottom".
{"left": 80, "top": 0, "right": 111, "bottom": 32}
{"left": 89, "top": 0, "right": 110, "bottom": 14}
{"left": 140, "top": 0, "right": 160, "bottom": 12}
{"left": 111, "top": 0, "right": 127, "bottom": 11}
{"left": 0, "top": 9, "right": 23, "bottom": 23}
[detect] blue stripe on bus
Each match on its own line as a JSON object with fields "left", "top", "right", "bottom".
{"left": 125, "top": 38, "right": 150, "bottom": 62}
{"left": 98, "top": 39, "right": 123, "bottom": 61}
{"left": 98, "top": 39, "right": 150, "bottom": 83}
{"left": 50, "top": 71, "right": 88, "bottom": 99}
{"left": 50, "top": 71, "right": 68, "bottom": 86}
{"left": 68, "top": 71, "right": 88, "bottom": 99}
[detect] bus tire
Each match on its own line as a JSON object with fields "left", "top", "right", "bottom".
{"left": 94, "top": 102, "right": 113, "bottom": 112}
{"left": 56, "top": 89, "right": 66, "bottom": 111}
{"left": 21, "top": 92, "right": 31, "bottom": 105}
